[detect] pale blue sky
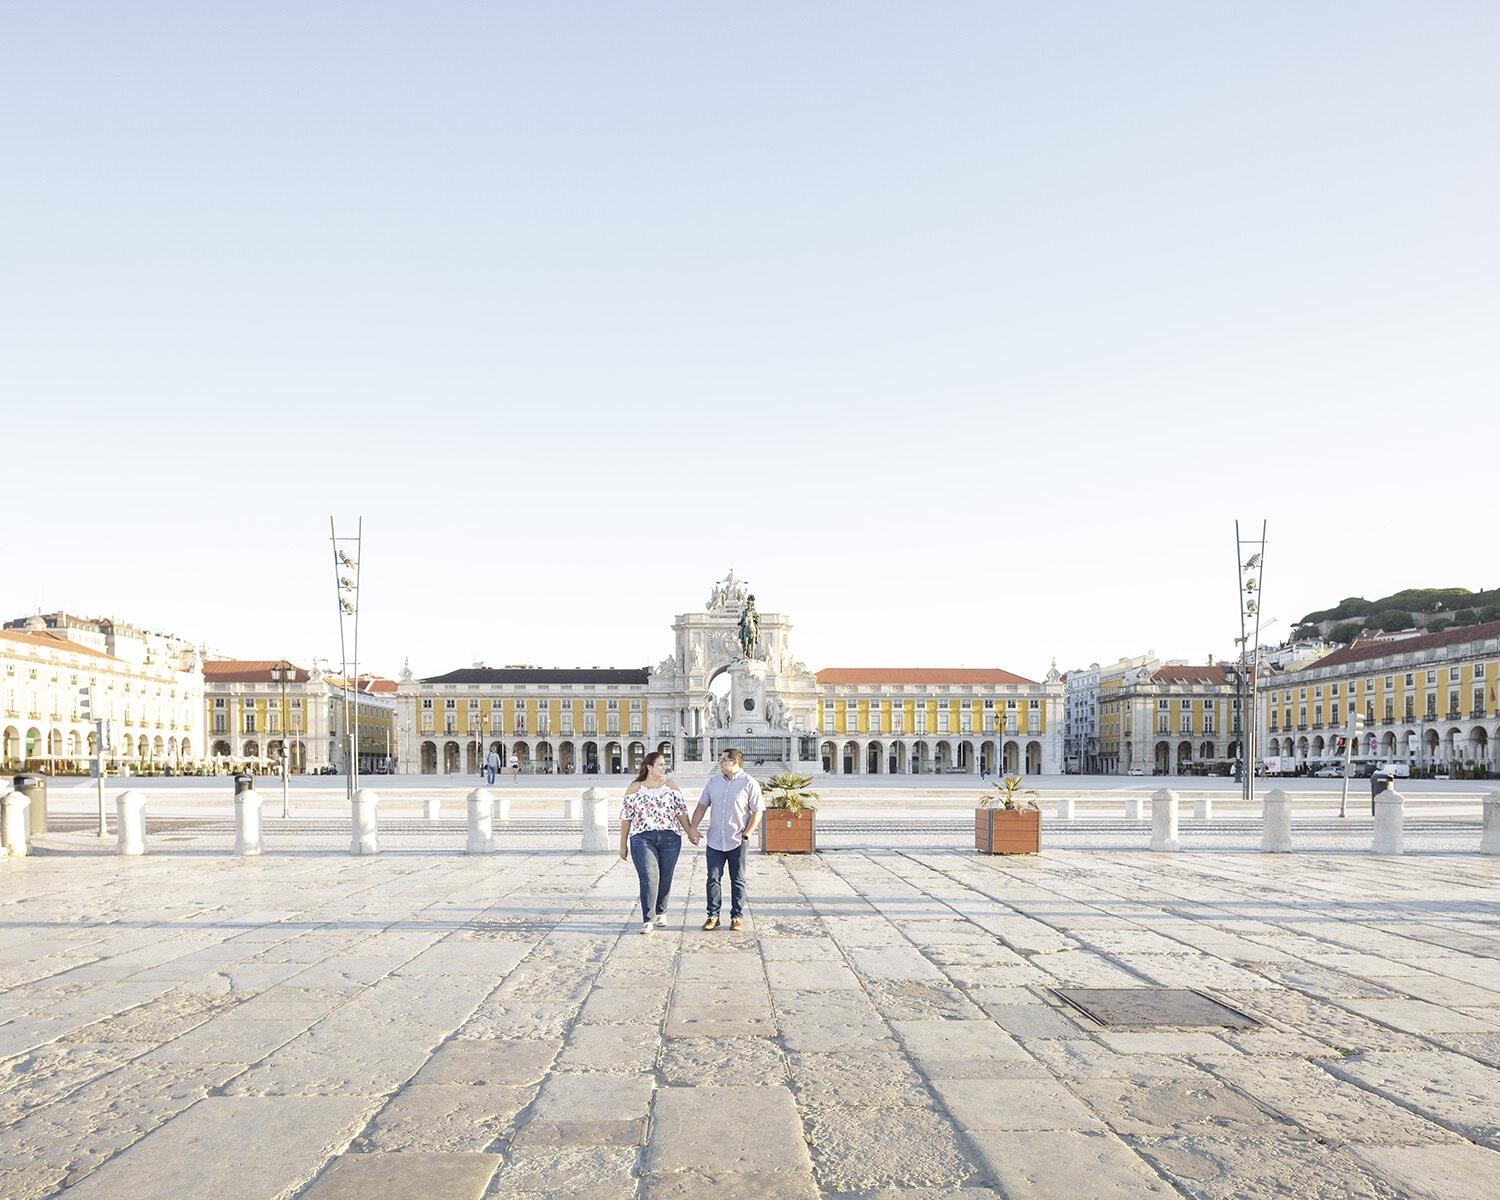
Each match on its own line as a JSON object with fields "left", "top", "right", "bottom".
{"left": 5, "top": 3, "right": 1496, "bottom": 678}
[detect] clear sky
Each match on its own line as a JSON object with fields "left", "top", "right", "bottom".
{"left": 5, "top": 2, "right": 1496, "bottom": 681}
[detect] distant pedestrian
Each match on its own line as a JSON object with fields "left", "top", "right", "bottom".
{"left": 484, "top": 747, "right": 500, "bottom": 786}
{"left": 619, "top": 752, "right": 699, "bottom": 934}
{"left": 691, "top": 749, "right": 765, "bottom": 931}
{"left": 509, "top": 753, "right": 520, "bottom": 783}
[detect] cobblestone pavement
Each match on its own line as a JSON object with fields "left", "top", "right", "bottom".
{"left": 3, "top": 836, "right": 1500, "bottom": 1198}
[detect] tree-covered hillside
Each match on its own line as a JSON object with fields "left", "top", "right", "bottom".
{"left": 1294, "top": 587, "right": 1500, "bottom": 642}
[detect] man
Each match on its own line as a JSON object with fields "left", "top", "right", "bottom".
{"left": 484, "top": 746, "right": 500, "bottom": 786}
{"left": 691, "top": 749, "right": 764, "bottom": 931}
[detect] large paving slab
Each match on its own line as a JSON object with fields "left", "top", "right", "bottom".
{"left": 1, "top": 831, "right": 1498, "bottom": 1196}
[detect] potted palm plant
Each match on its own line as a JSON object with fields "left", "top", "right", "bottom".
{"left": 975, "top": 774, "right": 1041, "bottom": 854}
{"left": 760, "top": 772, "right": 819, "bottom": 853}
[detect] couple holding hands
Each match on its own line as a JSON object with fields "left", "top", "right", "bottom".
{"left": 617, "top": 748, "right": 764, "bottom": 934}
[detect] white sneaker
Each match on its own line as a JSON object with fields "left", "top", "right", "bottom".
{"left": 640, "top": 922, "right": 653, "bottom": 935}
{"left": 655, "top": 914, "right": 667, "bottom": 927}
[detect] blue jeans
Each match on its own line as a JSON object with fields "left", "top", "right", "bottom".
{"left": 485, "top": 766, "right": 496, "bottom": 785}
{"left": 629, "top": 829, "right": 682, "bottom": 922}
{"left": 705, "top": 842, "right": 749, "bottom": 919}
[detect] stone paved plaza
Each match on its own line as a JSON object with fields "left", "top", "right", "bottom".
{"left": 4, "top": 825, "right": 1500, "bottom": 1198}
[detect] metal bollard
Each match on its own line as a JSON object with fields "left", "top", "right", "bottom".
{"left": 1194, "top": 795, "right": 1212, "bottom": 821}
{"left": 1260, "top": 788, "right": 1292, "bottom": 853}
{"left": 1482, "top": 791, "right": 1500, "bottom": 856}
{"left": 562, "top": 793, "right": 580, "bottom": 820}
{"left": 1373, "top": 788, "right": 1404, "bottom": 855}
{"left": 423, "top": 796, "right": 442, "bottom": 820}
{"left": 351, "top": 788, "right": 380, "bottom": 855}
{"left": 1, "top": 787, "right": 29, "bottom": 857}
{"left": 467, "top": 788, "right": 495, "bottom": 854}
{"left": 493, "top": 793, "right": 511, "bottom": 823}
{"left": 1055, "top": 795, "right": 1075, "bottom": 821}
{"left": 234, "top": 787, "right": 265, "bottom": 856}
{"left": 1124, "top": 794, "right": 1144, "bottom": 820}
{"left": 116, "top": 790, "right": 147, "bottom": 856}
{"left": 1150, "top": 789, "right": 1180, "bottom": 852}
{"left": 581, "top": 787, "right": 609, "bottom": 852}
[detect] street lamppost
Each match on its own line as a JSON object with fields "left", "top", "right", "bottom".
{"left": 270, "top": 661, "right": 291, "bottom": 818}
{"left": 1233, "top": 521, "right": 1267, "bottom": 808}
{"left": 330, "top": 518, "right": 362, "bottom": 804}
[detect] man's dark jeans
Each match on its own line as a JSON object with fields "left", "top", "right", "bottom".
{"left": 629, "top": 829, "right": 682, "bottom": 921}
{"left": 705, "top": 842, "right": 749, "bottom": 919}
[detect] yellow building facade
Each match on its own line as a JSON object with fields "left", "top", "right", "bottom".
{"left": 204, "top": 661, "right": 396, "bottom": 774}
{"left": 1263, "top": 621, "right": 1500, "bottom": 771}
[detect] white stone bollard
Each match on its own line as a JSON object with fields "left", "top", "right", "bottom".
{"left": 351, "top": 789, "right": 380, "bottom": 855}
{"left": 1260, "top": 788, "right": 1293, "bottom": 853}
{"left": 1482, "top": 791, "right": 1500, "bottom": 856}
{"left": 1124, "top": 794, "right": 1144, "bottom": 820}
{"left": 234, "top": 788, "right": 264, "bottom": 856}
{"left": 467, "top": 789, "right": 495, "bottom": 854}
{"left": 1373, "top": 789, "right": 1405, "bottom": 855}
{"left": 493, "top": 793, "right": 511, "bottom": 822}
{"left": 1, "top": 788, "right": 29, "bottom": 857}
{"left": 1194, "top": 795, "right": 1212, "bottom": 821}
{"left": 1056, "top": 795, "right": 1075, "bottom": 821}
{"left": 116, "top": 790, "right": 148, "bottom": 856}
{"left": 581, "top": 787, "right": 610, "bottom": 852}
{"left": 424, "top": 796, "right": 442, "bottom": 820}
{"left": 1150, "top": 789, "right": 1181, "bottom": 852}
{"left": 562, "top": 794, "right": 580, "bottom": 820}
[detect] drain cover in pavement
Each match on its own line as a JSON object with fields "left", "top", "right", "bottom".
{"left": 1053, "top": 988, "right": 1258, "bottom": 1029}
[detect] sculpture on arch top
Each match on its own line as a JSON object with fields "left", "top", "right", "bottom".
{"left": 707, "top": 569, "right": 749, "bottom": 612}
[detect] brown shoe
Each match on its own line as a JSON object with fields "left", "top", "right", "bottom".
{"left": 730, "top": 918, "right": 743, "bottom": 931}
{"left": 701, "top": 916, "right": 719, "bottom": 931}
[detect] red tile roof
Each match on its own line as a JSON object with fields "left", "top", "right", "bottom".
{"left": 0, "top": 628, "right": 120, "bottom": 661}
{"left": 1311, "top": 621, "right": 1500, "bottom": 671}
{"left": 204, "top": 659, "right": 311, "bottom": 683}
{"left": 1152, "top": 665, "right": 1235, "bottom": 686}
{"left": 816, "top": 668, "right": 1040, "bottom": 686}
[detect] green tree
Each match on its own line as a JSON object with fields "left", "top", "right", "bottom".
{"left": 1368, "top": 609, "right": 1414, "bottom": 631}
{"left": 1328, "top": 621, "right": 1363, "bottom": 643}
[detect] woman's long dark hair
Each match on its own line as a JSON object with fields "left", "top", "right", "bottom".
{"left": 632, "top": 751, "right": 667, "bottom": 784}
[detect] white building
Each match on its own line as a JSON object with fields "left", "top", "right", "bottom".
{"left": 1, "top": 617, "right": 204, "bottom": 772}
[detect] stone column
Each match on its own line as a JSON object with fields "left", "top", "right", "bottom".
{"left": 581, "top": 786, "right": 609, "bottom": 852}
{"left": 562, "top": 793, "right": 580, "bottom": 820}
{"left": 0, "top": 788, "right": 29, "bottom": 857}
{"left": 1261, "top": 788, "right": 1292, "bottom": 853}
{"left": 1056, "top": 794, "right": 1075, "bottom": 821}
{"left": 1481, "top": 791, "right": 1500, "bottom": 855}
{"left": 466, "top": 788, "right": 494, "bottom": 853}
{"left": 1373, "top": 788, "right": 1404, "bottom": 855}
{"left": 1194, "top": 794, "right": 1213, "bottom": 820}
{"left": 1150, "top": 789, "right": 1180, "bottom": 852}
{"left": 351, "top": 788, "right": 379, "bottom": 855}
{"left": 1124, "top": 793, "right": 1144, "bottom": 820}
{"left": 493, "top": 792, "right": 511, "bottom": 822}
{"left": 116, "top": 790, "right": 147, "bottom": 856}
{"left": 234, "top": 788, "right": 264, "bottom": 856}
{"left": 424, "top": 795, "right": 442, "bottom": 820}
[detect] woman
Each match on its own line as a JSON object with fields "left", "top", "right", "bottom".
{"left": 619, "top": 752, "right": 699, "bottom": 934}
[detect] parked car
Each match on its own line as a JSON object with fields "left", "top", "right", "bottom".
{"left": 1127, "top": 765, "right": 1145, "bottom": 776}
{"left": 1313, "top": 764, "right": 1344, "bottom": 778}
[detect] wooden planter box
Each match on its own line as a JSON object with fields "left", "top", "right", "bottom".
{"left": 760, "top": 807, "right": 816, "bottom": 853}
{"left": 975, "top": 808, "right": 1039, "bottom": 855}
